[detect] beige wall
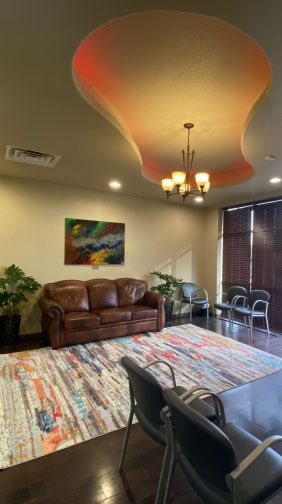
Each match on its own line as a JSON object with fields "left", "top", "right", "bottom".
{"left": 201, "top": 207, "right": 221, "bottom": 308}
{"left": 0, "top": 176, "right": 210, "bottom": 334}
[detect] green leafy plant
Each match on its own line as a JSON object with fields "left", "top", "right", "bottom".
{"left": 0, "top": 264, "right": 41, "bottom": 317}
{"left": 150, "top": 270, "right": 183, "bottom": 301}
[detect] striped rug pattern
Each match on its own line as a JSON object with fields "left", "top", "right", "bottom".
{"left": 1, "top": 324, "right": 282, "bottom": 468}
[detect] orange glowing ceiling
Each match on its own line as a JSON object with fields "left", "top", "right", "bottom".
{"left": 73, "top": 11, "right": 271, "bottom": 188}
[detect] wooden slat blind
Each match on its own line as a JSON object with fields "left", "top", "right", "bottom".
{"left": 252, "top": 202, "right": 282, "bottom": 332}
{"left": 222, "top": 206, "right": 252, "bottom": 294}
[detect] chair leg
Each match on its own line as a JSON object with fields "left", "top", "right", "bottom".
{"left": 206, "top": 304, "right": 209, "bottom": 319}
{"left": 266, "top": 315, "right": 270, "bottom": 337}
{"left": 231, "top": 308, "right": 235, "bottom": 327}
{"left": 163, "top": 450, "right": 177, "bottom": 504}
{"left": 161, "top": 416, "right": 178, "bottom": 504}
{"left": 190, "top": 303, "right": 192, "bottom": 322}
{"left": 118, "top": 406, "right": 134, "bottom": 472}
{"left": 249, "top": 316, "right": 253, "bottom": 341}
{"left": 155, "top": 443, "right": 172, "bottom": 504}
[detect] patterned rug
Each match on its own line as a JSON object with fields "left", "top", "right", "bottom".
{"left": 1, "top": 324, "right": 282, "bottom": 469}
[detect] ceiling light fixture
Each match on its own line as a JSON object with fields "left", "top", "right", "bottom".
{"left": 194, "top": 196, "right": 204, "bottom": 203}
{"left": 270, "top": 177, "right": 281, "bottom": 184}
{"left": 265, "top": 155, "right": 277, "bottom": 161}
{"left": 161, "top": 123, "right": 210, "bottom": 202}
{"left": 109, "top": 179, "right": 121, "bottom": 189}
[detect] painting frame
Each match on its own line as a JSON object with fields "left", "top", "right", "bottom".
{"left": 64, "top": 217, "right": 125, "bottom": 265}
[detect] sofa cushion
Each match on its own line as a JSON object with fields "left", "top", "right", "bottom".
{"left": 92, "top": 308, "right": 131, "bottom": 324}
{"left": 64, "top": 312, "right": 100, "bottom": 330}
{"left": 124, "top": 305, "right": 158, "bottom": 320}
{"left": 45, "top": 280, "right": 89, "bottom": 313}
{"left": 116, "top": 278, "right": 147, "bottom": 307}
{"left": 87, "top": 279, "right": 118, "bottom": 310}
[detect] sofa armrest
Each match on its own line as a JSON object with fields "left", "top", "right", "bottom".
{"left": 39, "top": 297, "right": 64, "bottom": 317}
{"left": 39, "top": 297, "right": 64, "bottom": 349}
{"left": 142, "top": 291, "right": 166, "bottom": 330}
{"left": 142, "top": 291, "right": 165, "bottom": 307}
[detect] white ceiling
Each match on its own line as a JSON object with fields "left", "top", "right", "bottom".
{"left": 0, "top": 0, "right": 282, "bottom": 207}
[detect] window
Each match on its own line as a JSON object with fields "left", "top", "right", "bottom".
{"left": 222, "top": 205, "right": 252, "bottom": 293}
{"left": 222, "top": 198, "right": 282, "bottom": 333}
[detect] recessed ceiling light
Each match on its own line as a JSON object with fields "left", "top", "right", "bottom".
{"left": 270, "top": 177, "right": 281, "bottom": 184}
{"left": 265, "top": 155, "right": 277, "bottom": 161}
{"left": 109, "top": 180, "right": 121, "bottom": 190}
{"left": 194, "top": 196, "right": 203, "bottom": 203}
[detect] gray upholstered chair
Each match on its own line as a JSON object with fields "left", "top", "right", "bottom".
{"left": 214, "top": 285, "right": 247, "bottom": 321}
{"left": 159, "top": 388, "right": 282, "bottom": 504}
{"left": 119, "top": 356, "right": 215, "bottom": 502}
{"left": 179, "top": 282, "right": 209, "bottom": 321}
{"left": 231, "top": 289, "right": 270, "bottom": 339}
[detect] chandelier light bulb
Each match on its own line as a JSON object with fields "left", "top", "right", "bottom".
{"left": 202, "top": 180, "right": 210, "bottom": 193}
{"left": 195, "top": 172, "right": 209, "bottom": 190}
{"left": 161, "top": 178, "right": 174, "bottom": 192}
{"left": 172, "top": 171, "right": 186, "bottom": 186}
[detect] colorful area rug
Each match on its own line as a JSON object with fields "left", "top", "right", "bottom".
{"left": 1, "top": 324, "right": 282, "bottom": 468}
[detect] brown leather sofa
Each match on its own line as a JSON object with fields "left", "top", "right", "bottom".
{"left": 39, "top": 278, "right": 166, "bottom": 349}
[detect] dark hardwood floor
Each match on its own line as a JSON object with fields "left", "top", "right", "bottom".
{"left": 0, "top": 316, "right": 282, "bottom": 504}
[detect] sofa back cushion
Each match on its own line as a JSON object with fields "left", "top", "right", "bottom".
{"left": 116, "top": 278, "right": 147, "bottom": 307}
{"left": 44, "top": 280, "right": 89, "bottom": 313}
{"left": 87, "top": 279, "right": 118, "bottom": 310}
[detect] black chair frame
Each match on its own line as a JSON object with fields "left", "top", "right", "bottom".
{"left": 231, "top": 290, "right": 272, "bottom": 339}
{"left": 156, "top": 387, "right": 226, "bottom": 504}
{"left": 214, "top": 285, "right": 247, "bottom": 321}
{"left": 179, "top": 283, "right": 209, "bottom": 321}
{"left": 119, "top": 357, "right": 216, "bottom": 504}
{"left": 160, "top": 389, "right": 282, "bottom": 504}
{"left": 119, "top": 359, "right": 176, "bottom": 472}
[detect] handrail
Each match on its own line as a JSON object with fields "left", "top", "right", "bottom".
{"left": 184, "top": 389, "right": 226, "bottom": 428}
{"left": 230, "top": 435, "right": 282, "bottom": 481}
{"left": 143, "top": 359, "right": 176, "bottom": 387}
{"left": 197, "top": 288, "right": 208, "bottom": 302}
{"left": 251, "top": 299, "right": 269, "bottom": 315}
{"left": 161, "top": 386, "right": 212, "bottom": 418}
{"left": 232, "top": 295, "right": 247, "bottom": 307}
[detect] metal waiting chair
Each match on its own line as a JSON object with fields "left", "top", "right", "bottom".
{"left": 214, "top": 285, "right": 247, "bottom": 321}
{"left": 160, "top": 387, "right": 282, "bottom": 504}
{"left": 179, "top": 282, "right": 209, "bottom": 321}
{"left": 119, "top": 356, "right": 215, "bottom": 502}
{"left": 231, "top": 289, "right": 270, "bottom": 339}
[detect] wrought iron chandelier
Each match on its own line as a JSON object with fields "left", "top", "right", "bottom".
{"left": 161, "top": 123, "right": 210, "bottom": 202}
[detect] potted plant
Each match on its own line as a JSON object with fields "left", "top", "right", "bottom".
{"left": 150, "top": 270, "right": 183, "bottom": 323}
{"left": 0, "top": 264, "right": 41, "bottom": 346}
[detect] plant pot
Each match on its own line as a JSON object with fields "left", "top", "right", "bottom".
{"left": 0, "top": 314, "right": 21, "bottom": 346}
{"left": 165, "top": 300, "right": 174, "bottom": 324}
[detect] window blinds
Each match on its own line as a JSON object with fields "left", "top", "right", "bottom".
{"left": 222, "top": 198, "right": 282, "bottom": 333}
{"left": 252, "top": 201, "right": 282, "bottom": 332}
{"left": 222, "top": 206, "right": 252, "bottom": 293}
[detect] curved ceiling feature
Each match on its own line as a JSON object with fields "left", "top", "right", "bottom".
{"left": 73, "top": 11, "right": 271, "bottom": 188}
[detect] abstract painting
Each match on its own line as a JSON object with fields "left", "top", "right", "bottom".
{"left": 65, "top": 218, "right": 125, "bottom": 265}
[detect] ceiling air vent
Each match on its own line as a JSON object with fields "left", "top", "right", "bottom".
{"left": 5, "top": 146, "right": 61, "bottom": 168}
